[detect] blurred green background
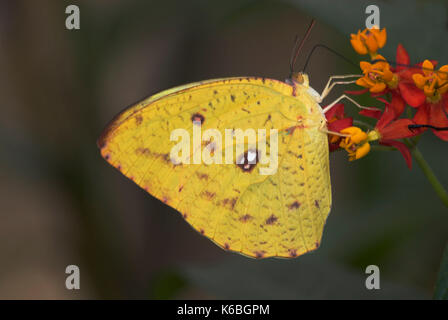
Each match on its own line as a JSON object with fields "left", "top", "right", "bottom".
{"left": 0, "top": 0, "right": 447, "bottom": 299}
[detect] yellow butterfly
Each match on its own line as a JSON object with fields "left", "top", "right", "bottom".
{"left": 98, "top": 71, "right": 364, "bottom": 258}
{"left": 98, "top": 23, "right": 363, "bottom": 258}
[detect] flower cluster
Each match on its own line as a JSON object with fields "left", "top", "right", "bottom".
{"left": 327, "top": 27, "right": 448, "bottom": 168}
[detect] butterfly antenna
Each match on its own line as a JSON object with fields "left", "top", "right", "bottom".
{"left": 409, "top": 124, "right": 448, "bottom": 131}
{"left": 289, "top": 19, "right": 316, "bottom": 76}
{"left": 303, "top": 44, "right": 359, "bottom": 72}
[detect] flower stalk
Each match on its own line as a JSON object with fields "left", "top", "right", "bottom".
{"left": 408, "top": 144, "right": 448, "bottom": 208}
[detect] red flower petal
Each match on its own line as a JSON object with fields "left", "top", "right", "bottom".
{"left": 325, "top": 103, "right": 345, "bottom": 121}
{"left": 359, "top": 108, "right": 382, "bottom": 119}
{"left": 444, "top": 95, "right": 448, "bottom": 114}
{"left": 428, "top": 100, "right": 448, "bottom": 141}
{"left": 413, "top": 104, "right": 429, "bottom": 124}
{"left": 379, "top": 118, "right": 416, "bottom": 140}
{"left": 398, "top": 82, "right": 426, "bottom": 107}
{"left": 399, "top": 67, "right": 421, "bottom": 81}
{"left": 380, "top": 140, "right": 412, "bottom": 169}
{"left": 371, "top": 90, "right": 388, "bottom": 98}
{"left": 396, "top": 44, "right": 410, "bottom": 71}
{"left": 345, "top": 88, "right": 369, "bottom": 95}
{"left": 409, "top": 105, "right": 429, "bottom": 135}
{"left": 376, "top": 105, "right": 396, "bottom": 131}
{"left": 328, "top": 117, "right": 353, "bottom": 132}
{"left": 329, "top": 143, "right": 340, "bottom": 152}
{"left": 391, "top": 91, "right": 405, "bottom": 118}
{"left": 375, "top": 97, "right": 389, "bottom": 104}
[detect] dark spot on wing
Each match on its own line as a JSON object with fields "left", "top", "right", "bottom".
{"left": 254, "top": 251, "right": 265, "bottom": 259}
{"left": 135, "top": 115, "right": 143, "bottom": 125}
{"left": 236, "top": 149, "right": 259, "bottom": 173}
{"left": 288, "top": 201, "right": 301, "bottom": 210}
{"left": 230, "top": 94, "right": 235, "bottom": 102}
{"left": 201, "top": 190, "right": 216, "bottom": 200}
{"left": 289, "top": 249, "right": 297, "bottom": 257}
{"left": 162, "top": 154, "right": 170, "bottom": 163}
{"left": 314, "top": 200, "right": 320, "bottom": 208}
{"left": 222, "top": 197, "right": 237, "bottom": 210}
{"left": 224, "top": 243, "right": 230, "bottom": 250}
{"left": 196, "top": 172, "right": 209, "bottom": 180}
{"left": 240, "top": 214, "right": 253, "bottom": 222}
{"left": 136, "top": 147, "right": 151, "bottom": 156}
{"left": 191, "top": 113, "right": 205, "bottom": 125}
{"left": 265, "top": 214, "right": 278, "bottom": 225}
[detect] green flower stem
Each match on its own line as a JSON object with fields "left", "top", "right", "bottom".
{"left": 409, "top": 145, "right": 448, "bottom": 208}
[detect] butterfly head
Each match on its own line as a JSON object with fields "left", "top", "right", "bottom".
{"left": 290, "top": 72, "right": 321, "bottom": 103}
{"left": 290, "top": 72, "right": 309, "bottom": 87}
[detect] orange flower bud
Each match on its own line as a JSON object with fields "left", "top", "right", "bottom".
{"left": 350, "top": 27, "right": 387, "bottom": 57}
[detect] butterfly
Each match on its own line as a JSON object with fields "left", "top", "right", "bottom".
{"left": 97, "top": 21, "right": 359, "bottom": 259}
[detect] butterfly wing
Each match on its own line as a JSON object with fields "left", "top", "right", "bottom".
{"left": 98, "top": 77, "right": 331, "bottom": 258}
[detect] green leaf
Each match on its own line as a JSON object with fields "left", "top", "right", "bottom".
{"left": 434, "top": 244, "right": 448, "bottom": 300}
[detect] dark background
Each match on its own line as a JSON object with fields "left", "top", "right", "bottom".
{"left": 0, "top": 0, "right": 447, "bottom": 299}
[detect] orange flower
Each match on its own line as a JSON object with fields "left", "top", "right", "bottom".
{"left": 409, "top": 60, "right": 448, "bottom": 141}
{"left": 350, "top": 27, "right": 387, "bottom": 57}
{"left": 339, "top": 127, "right": 371, "bottom": 161}
{"left": 356, "top": 55, "right": 398, "bottom": 93}
{"left": 412, "top": 60, "right": 448, "bottom": 103}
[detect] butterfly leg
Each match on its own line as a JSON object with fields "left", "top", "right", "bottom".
{"left": 318, "top": 74, "right": 362, "bottom": 102}
{"left": 319, "top": 128, "right": 351, "bottom": 137}
{"left": 322, "top": 94, "right": 377, "bottom": 114}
